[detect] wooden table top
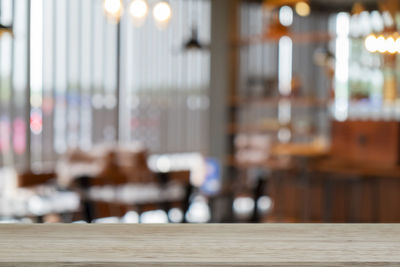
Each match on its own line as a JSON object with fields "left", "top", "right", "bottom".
{"left": 0, "top": 224, "right": 399, "bottom": 266}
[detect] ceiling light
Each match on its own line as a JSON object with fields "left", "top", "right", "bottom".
{"left": 365, "top": 34, "right": 377, "bottom": 53}
{"left": 129, "top": 0, "right": 149, "bottom": 26}
{"left": 153, "top": 1, "right": 172, "bottom": 29}
{"left": 376, "top": 35, "right": 386, "bottom": 53}
{"left": 104, "top": 0, "right": 123, "bottom": 22}
{"left": 295, "top": 1, "right": 310, "bottom": 17}
{"left": 386, "top": 36, "right": 396, "bottom": 54}
{"left": 396, "top": 37, "right": 400, "bottom": 53}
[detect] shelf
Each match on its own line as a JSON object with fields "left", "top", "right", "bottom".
{"left": 227, "top": 122, "right": 316, "bottom": 136}
{"left": 271, "top": 142, "right": 329, "bottom": 157}
{"left": 227, "top": 121, "right": 280, "bottom": 134}
{"left": 232, "top": 31, "right": 333, "bottom": 46}
{"left": 226, "top": 140, "right": 329, "bottom": 168}
{"left": 225, "top": 154, "right": 293, "bottom": 170}
{"left": 229, "top": 96, "right": 330, "bottom": 108}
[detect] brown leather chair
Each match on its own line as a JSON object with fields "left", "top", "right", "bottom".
{"left": 17, "top": 171, "right": 56, "bottom": 188}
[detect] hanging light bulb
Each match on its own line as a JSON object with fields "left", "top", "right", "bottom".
{"left": 153, "top": 1, "right": 172, "bottom": 29}
{"left": 0, "top": 24, "right": 13, "bottom": 38}
{"left": 376, "top": 35, "right": 386, "bottom": 53}
{"left": 104, "top": 0, "right": 123, "bottom": 22}
{"left": 129, "top": 0, "right": 149, "bottom": 26}
{"left": 396, "top": 37, "right": 400, "bottom": 53}
{"left": 365, "top": 34, "right": 377, "bottom": 53}
{"left": 386, "top": 36, "right": 396, "bottom": 54}
{"left": 295, "top": 1, "right": 311, "bottom": 17}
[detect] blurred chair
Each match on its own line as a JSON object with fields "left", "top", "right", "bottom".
{"left": 67, "top": 146, "right": 193, "bottom": 223}
{"left": 75, "top": 170, "right": 192, "bottom": 223}
{"left": 17, "top": 171, "right": 56, "bottom": 188}
{"left": 16, "top": 171, "right": 79, "bottom": 223}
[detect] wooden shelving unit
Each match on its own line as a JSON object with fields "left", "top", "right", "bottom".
{"left": 224, "top": 0, "right": 332, "bottom": 222}
{"left": 229, "top": 96, "right": 329, "bottom": 107}
{"left": 220, "top": 0, "right": 400, "bottom": 224}
{"left": 226, "top": 1, "right": 332, "bottom": 158}
{"left": 233, "top": 31, "right": 333, "bottom": 46}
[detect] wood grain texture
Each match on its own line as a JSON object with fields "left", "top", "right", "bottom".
{"left": 0, "top": 224, "right": 399, "bottom": 266}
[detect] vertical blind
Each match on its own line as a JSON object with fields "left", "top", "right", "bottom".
{"left": 0, "top": 0, "right": 211, "bottom": 171}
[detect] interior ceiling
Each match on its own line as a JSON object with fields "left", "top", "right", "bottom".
{"left": 249, "top": 0, "right": 381, "bottom": 13}
{"left": 310, "top": 0, "right": 379, "bottom": 13}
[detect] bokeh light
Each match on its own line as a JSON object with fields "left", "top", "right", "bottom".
{"left": 153, "top": 1, "right": 172, "bottom": 28}
{"left": 129, "top": 0, "right": 148, "bottom": 26}
{"left": 295, "top": 1, "right": 310, "bottom": 17}
{"left": 279, "top": 5, "right": 293, "bottom": 27}
{"left": 386, "top": 36, "right": 396, "bottom": 54}
{"left": 365, "top": 34, "right": 377, "bottom": 53}
{"left": 104, "top": 0, "right": 123, "bottom": 22}
{"left": 376, "top": 35, "right": 386, "bottom": 53}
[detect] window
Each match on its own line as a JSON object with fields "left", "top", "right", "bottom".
{"left": 0, "top": 0, "right": 211, "bottom": 170}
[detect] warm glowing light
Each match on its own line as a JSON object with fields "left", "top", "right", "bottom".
{"left": 365, "top": 34, "right": 400, "bottom": 54}
{"left": 386, "top": 36, "right": 396, "bottom": 54}
{"left": 365, "top": 34, "right": 377, "bottom": 53}
{"left": 376, "top": 35, "right": 386, "bottom": 53}
{"left": 396, "top": 37, "right": 400, "bottom": 53}
{"left": 104, "top": 0, "right": 123, "bottom": 21}
{"left": 129, "top": 0, "right": 148, "bottom": 25}
{"left": 153, "top": 1, "right": 172, "bottom": 27}
{"left": 295, "top": 1, "right": 310, "bottom": 17}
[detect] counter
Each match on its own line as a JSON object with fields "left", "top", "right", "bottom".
{"left": 0, "top": 224, "right": 399, "bottom": 266}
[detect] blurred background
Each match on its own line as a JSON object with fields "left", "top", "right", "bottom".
{"left": 0, "top": 0, "right": 400, "bottom": 223}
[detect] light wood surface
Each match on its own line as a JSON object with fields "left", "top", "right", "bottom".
{"left": 0, "top": 224, "right": 399, "bottom": 266}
